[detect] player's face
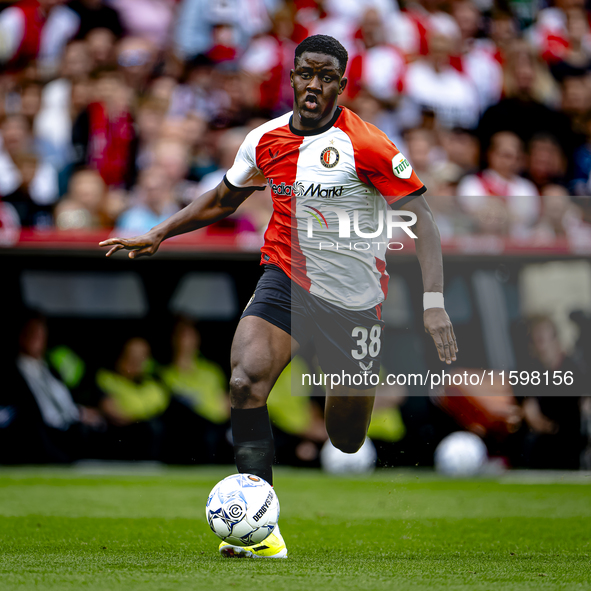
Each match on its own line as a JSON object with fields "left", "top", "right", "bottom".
{"left": 290, "top": 52, "right": 347, "bottom": 128}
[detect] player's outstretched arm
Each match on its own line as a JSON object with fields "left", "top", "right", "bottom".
{"left": 99, "top": 181, "right": 255, "bottom": 258}
{"left": 401, "top": 196, "right": 458, "bottom": 365}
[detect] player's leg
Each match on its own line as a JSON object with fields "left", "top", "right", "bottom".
{"left": 220, "top": 315, "right": 294, "bottom": 559}
{"left": 229, "top": 314, "right": 297, "bottom": 485}
{"left": 229, "top": 264, "right": 300, "bottom": 485}
{"left": 310, "top": 296, "right": 383, "bottom": 454}
{"left": 324, "top": 387, "right": 375, "bottom": 453}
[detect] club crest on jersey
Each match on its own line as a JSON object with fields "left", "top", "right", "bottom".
{"left": 392, "top": 153, "right": 412, "bottom": 179}
{"left": 320, "top": 146, "right": 339, "bottom": 168}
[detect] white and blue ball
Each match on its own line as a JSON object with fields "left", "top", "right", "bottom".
{"left": 205, "top": 473, "right": 279, "bottom": 546}
{"left": 434, "top": 431, "right": 488, "bottom": 476}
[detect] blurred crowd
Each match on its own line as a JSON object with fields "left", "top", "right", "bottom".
{"left": 0, "top": 310, "right": 330, "bottom": 465}
{"left": 2, "top": 0, "right": 591, "bottom": 240}
{"left": 1, "top": 313, "right": 235, "bottom": 463}
{"left": 1, "top": 308, "right": 589, "bottom": 469}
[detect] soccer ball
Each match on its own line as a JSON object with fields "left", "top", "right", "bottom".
{"left": 205, "top": 473, "right": 280, "bottom": 546}
{"left": 320, "top": 438, "right": 377, "bottom": 475}
{"left": 434, "top": 431, "right": 488, "bottom": 476}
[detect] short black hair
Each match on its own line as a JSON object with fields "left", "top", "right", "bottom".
{"left": 294, "top": 35, "right": 348, "bottom": 76}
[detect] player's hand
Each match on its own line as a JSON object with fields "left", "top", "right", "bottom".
{"left": 99, "top": 231, "right": 162, "bottom": 259}
{"left": 424, "top": 308, "right": 458, "bottom": 365}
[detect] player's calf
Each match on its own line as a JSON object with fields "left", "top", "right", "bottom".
{"left": 228, "top": 315, "right": 293, "bottom": 485}
{"left": 229, "top": 366, "right": 276, "bottom": 485}
{"left": 325, "top": 391, "right": 375, "bottom": 454}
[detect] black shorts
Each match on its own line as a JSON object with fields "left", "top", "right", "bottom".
{"left": 241, "top": 264, "right": 384, "bottom": 387}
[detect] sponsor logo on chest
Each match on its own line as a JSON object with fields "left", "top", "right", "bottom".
{"left": 268, "top": 178, "right": 343, "bottom": 198}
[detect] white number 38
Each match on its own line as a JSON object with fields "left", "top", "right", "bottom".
{"left": 351, "top": 324, "right": 381, "bottom": 360}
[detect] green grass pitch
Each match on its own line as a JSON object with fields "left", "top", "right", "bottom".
{"left": 0, "top": 466, "right": 590, "bottom": 591}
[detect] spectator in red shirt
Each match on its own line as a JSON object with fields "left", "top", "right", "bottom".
{"left": 239, "top": 5, "right": 297, "bottom": 117}
{"left": 345, "top": 7, "right": 406, "bottom": 106}
{"left": 0, "top": 0, "right": 63, "bottom": 73}
{"left": 72, "top": 67, "right": 135, "bottom": 188}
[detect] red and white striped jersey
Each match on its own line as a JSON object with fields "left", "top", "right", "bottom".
{"left": 225, "top": 106, "right": 425, "bottom": 311}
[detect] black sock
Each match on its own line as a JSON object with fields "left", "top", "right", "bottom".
{"left": 231, "top": 405, "right": 274, "bottom": 486}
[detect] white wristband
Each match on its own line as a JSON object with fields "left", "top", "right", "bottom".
{"left": 424, "top": 292, "right": 445, "bottom": 310}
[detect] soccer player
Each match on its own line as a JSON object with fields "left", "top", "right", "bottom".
{"left": 100, "top": 35, "right": 458, "bottom": 559}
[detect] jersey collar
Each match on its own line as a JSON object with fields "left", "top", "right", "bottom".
{"left": 289, "top": 106, "right": 343, "bottom": 137}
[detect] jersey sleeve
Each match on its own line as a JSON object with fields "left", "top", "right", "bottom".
{"left": 224, "top": 130, "right": 267, "bottom": 191}
{"left": 349, "top": 120, "right": 426, "bottom": 205}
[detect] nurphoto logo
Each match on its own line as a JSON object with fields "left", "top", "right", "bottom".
{"left": 306, "top": 208, "right": 417, "bottom": 239}
{"left": 305, "top": 208, "right": 418, "bottom": 252}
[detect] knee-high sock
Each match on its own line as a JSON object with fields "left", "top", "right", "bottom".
{"left": 231, "top": 405, "right": 274, "bottom": 486}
